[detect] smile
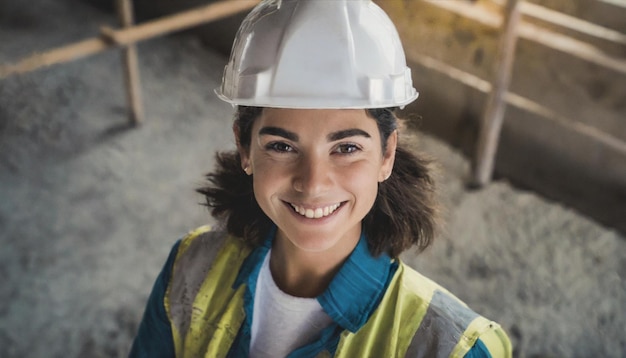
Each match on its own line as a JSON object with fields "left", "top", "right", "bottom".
{"left": 289, "top": 203, "right": 341, "bottom": 219}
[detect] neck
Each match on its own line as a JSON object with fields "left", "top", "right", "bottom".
{"left": 269, "top": 230, "right": 360, "bottom": 298}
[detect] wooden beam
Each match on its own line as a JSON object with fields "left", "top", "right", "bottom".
{"left": 423, "top": 0, "right": 626, "bottom": 75}
{"left": 0, "top": 0, "right": 260, "bottom": 79}
{"left": 470, "top": 0, "right": 521, "bottom": 187}
{"left": 490, "top": 0, "right": 626, "bottom": 45}
{"left": 0, "top": 39, "right": 107, "bottom": 78}
{"left": 117, "top": 0, "right": 144, "bottom": 125}
{"left": 408, "top": 51, "right": 626, "bottom": 156}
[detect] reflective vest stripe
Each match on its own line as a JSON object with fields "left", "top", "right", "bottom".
{"left": 166, "top": 226, "right": 217, "bottom": 355}
{"left": 406, "top": 289, "right": 478, "bottom": 357}
{"left": 165, "top": 227, "right": 252, "bottom": 357}
{"left": 451, "top": 318, "right": 512, "bottom": 358}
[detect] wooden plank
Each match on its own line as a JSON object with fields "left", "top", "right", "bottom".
{"left": 470, "top": 0, "right": 521, "bottom": 187}
{"left": 0, "top": 39, "right": 108, "bottom": 78}
{"left": 0, "top": 0, "right": 260, "bottom": 79}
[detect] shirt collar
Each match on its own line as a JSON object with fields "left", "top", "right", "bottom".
{"left": 317, "top": 231, "right": 396, "bottom": 332}
{"left": 234, "top": 226, "right": 396, "bottom": 333}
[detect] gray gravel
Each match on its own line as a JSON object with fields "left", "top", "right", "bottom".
{"left": 1, "top": 1, "right": 624, "bottom": 357}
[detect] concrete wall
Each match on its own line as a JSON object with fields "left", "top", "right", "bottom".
{"left": 376, "top": 0, "right": 626, "bottom": 232}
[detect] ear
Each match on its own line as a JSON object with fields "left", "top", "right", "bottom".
{"left": 378, "top": 130, "right": 398, "bottom": 182}
{"left": 233, "top": 123, "right": 252, "bottom": 175}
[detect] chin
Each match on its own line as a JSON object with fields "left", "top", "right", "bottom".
{"left": 279, "top": 227, "right": 342, "bottom": 252}
{"left": 293, "top": 233, "right": 338, "bottom": 251}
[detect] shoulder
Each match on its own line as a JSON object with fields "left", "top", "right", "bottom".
{"left": 175, "top": 225, "right": 227, "bottom": 260}
{"left": 170, "top": 225, "right": 250, "bottom": 278}
{"left": 165, "top": 226, "right": 252, "bottom": 334}
{"left": 396, "top": 262, "right": 512, "bottom": 358}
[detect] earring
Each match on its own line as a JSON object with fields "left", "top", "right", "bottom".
{"left": 243, "top": 166, "right": 252, "bottom": 175}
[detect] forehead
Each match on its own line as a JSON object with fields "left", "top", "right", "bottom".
{"left": 254, "top": 108, "right": 378, "bottom": 134}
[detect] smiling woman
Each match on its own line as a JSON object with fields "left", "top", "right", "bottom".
{"left": 209, "top": 107, "right": 437, "bottom": 259}
{"left": 129, "top": 1, "right": 512, "bottom": 357}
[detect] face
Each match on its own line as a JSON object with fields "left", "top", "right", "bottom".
{"left": 238, "top": 108, "right": 397, "bottom": 255}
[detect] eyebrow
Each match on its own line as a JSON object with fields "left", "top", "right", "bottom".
{"left": 258, "top": 126, "right": 299, "bottom": 141}
{"left": 327, "top": 129, "right": 371, "bottom": 141}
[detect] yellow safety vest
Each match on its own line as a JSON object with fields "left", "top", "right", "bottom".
{"left": 165, "top": 226, "right": 511, "bottom": 358}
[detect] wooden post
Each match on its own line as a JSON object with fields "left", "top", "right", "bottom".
{"left": 470, "top": 0, "right": 522, "bottom": 187}
{"left": 117, "top": 0, "right": 144, "bottom": 125}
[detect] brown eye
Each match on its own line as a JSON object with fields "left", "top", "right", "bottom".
{"left": 336, "top": 143, "right": 360, "bottom": 154}
{"left": 267, "top": 142, "right": 294, "bottom": 153}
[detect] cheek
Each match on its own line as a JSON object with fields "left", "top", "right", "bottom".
{"left": 251, "top": 172, "right": 278, "bottom": 219}
{"left": 251, "top": 165, "right": 275, "bottom": 195}
{"left": 340, "top": 161, "right": 382, "bottom": 200}
{"left": 250, "top": 155, "right": 290, "bottom": 203}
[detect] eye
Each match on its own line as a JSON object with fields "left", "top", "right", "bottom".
{"left": 335, "top": 143, "right": 361, "bottom": 154}
{"left": 266, "top": 141, "right": 294, "bottom": 153}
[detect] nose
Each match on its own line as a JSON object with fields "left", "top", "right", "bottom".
{"left": 292, "top": 154, "right": 332, "bottom": 195}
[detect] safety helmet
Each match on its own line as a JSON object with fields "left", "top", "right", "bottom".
{"left": 216, "top": 0, "right": 418, "bottom": 109}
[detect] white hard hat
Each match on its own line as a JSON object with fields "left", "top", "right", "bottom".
{"left": 216, "top": 0, "right": 418, "bottom": 109}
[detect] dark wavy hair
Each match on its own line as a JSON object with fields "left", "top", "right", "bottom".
{"left": 197, "top": 106, "right": 438, "bottom": 257}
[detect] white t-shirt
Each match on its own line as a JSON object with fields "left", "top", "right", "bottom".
{"left": 250, "top": 251, "right": 333, "bottom": 358}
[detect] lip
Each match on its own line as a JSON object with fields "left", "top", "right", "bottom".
{"left": 283, "top": 201, "right": 345, "bottom": 220}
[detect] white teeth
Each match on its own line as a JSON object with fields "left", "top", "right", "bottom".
{"left": 290, "top": 203, "right": 340, "bottom": 219}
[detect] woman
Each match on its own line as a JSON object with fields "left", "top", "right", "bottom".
{"left": 131, "top": 1, "right": 511, "bottom": 357}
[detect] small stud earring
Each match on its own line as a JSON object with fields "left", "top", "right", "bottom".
{"left": 243, "top": 166, "right": 252, "bottom": 175}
